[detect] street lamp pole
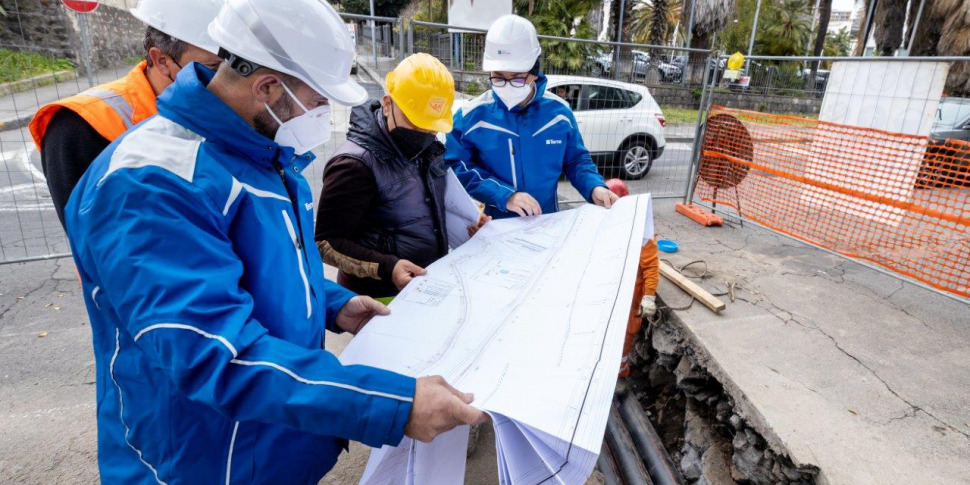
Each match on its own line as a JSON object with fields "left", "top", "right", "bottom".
{"left": 747, "top": 0, "right": 762, "bottom": 58}
{"left": 369, "top": 0, "right": 378, "bottom": 71}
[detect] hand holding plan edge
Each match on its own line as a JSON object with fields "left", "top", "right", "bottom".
{"left": 405, "top": 376, "right": 487, "bottom": 443}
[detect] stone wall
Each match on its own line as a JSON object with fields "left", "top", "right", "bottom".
{"left": 0, "top": 0, "right": 144, "bottom": 72}
{"left": 649, "top": 85, "right": 823, "bottom": 116}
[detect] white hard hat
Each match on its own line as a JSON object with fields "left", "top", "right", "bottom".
{"left": 482, "top": 15, "right": 542, "bottom": 73}
{"left": 207, "top": 0, "right": 366, "bottom": 106}
{"left": 130, "top": 0, "right": 224, "bottom": 55}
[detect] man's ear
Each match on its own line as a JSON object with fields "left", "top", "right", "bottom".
{"left": 381, "top": 94, "right": 393, "bottom": 117}
{"left": 148, "top": 47, "right": 174, "bottom": 78}
{"left": 252, "top": 73, "right": 281, "bottom": 105}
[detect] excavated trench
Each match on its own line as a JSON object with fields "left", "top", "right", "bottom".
{"left": 619, "top": 296, "right": 821, "bottom": 485}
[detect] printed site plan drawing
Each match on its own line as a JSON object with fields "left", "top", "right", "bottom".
{"left": 340, "top": 194, "right": 655, "bottom": 485}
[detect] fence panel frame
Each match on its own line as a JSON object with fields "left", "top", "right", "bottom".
{"left": 685, "top": 54, "right": 970, "bottom": 304}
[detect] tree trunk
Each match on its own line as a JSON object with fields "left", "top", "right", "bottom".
{"left": 906, "top": 0, "right": 939, "bottom": 56}
{"left": 617, "top": 0, "right": 636, "bottom": 81}
{"left": 529, "top": 0, "right": 535, "bottom": 16}
{"left": 873, "top": 0, "right": 906, "bottom": 55}
{"left": 933, "top": 0, "right": 970, "bottom": 96}
{"left": 807, "top": 0, "right": 832, "bottom": 88}
{"left": 649, "top": 0, "right": 668, "bottom": 46}
{"left": 853, "top": 0, "right": 872, "bottom": 56}
{"left": 440, "top": 0, "right": 448, "bottom": 22}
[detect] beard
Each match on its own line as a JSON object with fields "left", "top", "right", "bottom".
{"left": 253, "top": 93, "right": 296, "bottom": 140}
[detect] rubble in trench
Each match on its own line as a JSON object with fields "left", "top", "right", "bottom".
{"left": 623, "top": 299, "right": 821, "bottom": 485}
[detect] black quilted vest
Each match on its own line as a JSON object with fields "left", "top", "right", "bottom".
{"left": 328, "top": 100, "right": 449, "bottom": 296}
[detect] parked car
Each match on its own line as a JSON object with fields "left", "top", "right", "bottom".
{"left": 801, "top": 68, "right": 830, "bottom": 96}
{"left": 631, "top": 50, "right": 651, "bottom": 78}
{"left": 586, "top": 52, "right": 612, "bottom": 77}
{"left": 546, "top": 75, "right": 667, "bottom": 179}
{"left": 657, "top": 56, "right": 686, "bottom": 83}
{"left": 932, "top": 97, "right": 970, "bottom": 141}
{"left": 919, "top": 97, "right": 970, "bottom": 188}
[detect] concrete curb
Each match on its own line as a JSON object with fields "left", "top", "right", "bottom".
{"left": 0, "top": 70, "right": 76, "bottom": 97}
{"left": 0, "top": 113, "right": 34, "bottom": 132}
{"left": 357, "top": 61, "right": 386, "bottom": 92}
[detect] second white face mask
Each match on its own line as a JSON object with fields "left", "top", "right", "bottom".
{"left": 266, "top": 83, "right": 332, "bottom": 155}
{"left": 493, "top": 83, "right": 533, "bottom": 109}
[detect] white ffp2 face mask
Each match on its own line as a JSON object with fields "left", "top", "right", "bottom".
{"left": 493, "top": 83, "right": 534, "bottom": 109}
{"left": 265, "top": 82, "right": 332, "bottom": 155}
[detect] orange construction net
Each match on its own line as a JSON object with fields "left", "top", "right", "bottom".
{"left": 694, "top": 106, "right": 970, "bottom": 298}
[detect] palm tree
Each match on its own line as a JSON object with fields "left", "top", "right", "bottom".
{"left": 629, "top": 0, "right": 682, "bottom": 45}
{"left": 759, "top": 0, "right": 812, "bottom": 56}
{"left": 682, "top": 0, "right": 734, "bottom": 50}
{"left": 855, "top": 0, "right": 970, "bottom": 95}
{"left": 934, "top": 0, "right": 970, "bottom": 95}
{"left": 681, "top": 0, "right": 735, "bottom": 82}
{"left": 532, "top": 0, "right": 598, "bottom": 73}
{"left": 873, "top": 0, "right": 906, "bottom": 55}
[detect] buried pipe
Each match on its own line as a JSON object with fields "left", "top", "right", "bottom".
{"left": 606, "top": 404, "right": 654, "bottom": 485}
{"left": 598, "top": 443, "right": 624, "bottom": 485}
{"left": 618, "top": 393, "right": 686, "bottom": 485}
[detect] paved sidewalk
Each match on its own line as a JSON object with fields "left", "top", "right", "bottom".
{"left": 653, "top": 198, "right": 970, "bottom": 484}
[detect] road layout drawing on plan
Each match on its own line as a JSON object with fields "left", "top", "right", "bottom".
{"left": 340, "top": 194, "right": 654, "bottom": 485}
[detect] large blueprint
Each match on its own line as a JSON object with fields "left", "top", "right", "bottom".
{"left": 339, "top": 195, "right": 654, "bottom": 485}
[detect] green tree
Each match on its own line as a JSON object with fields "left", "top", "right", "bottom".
{"left": 757, "top": 0, "right": 812, "bottom": 56}
{"left": 337, "top": 0, "right": 410, "bottom": 17}
{"left": 531, "top": 0, "right": 598, "bottom": 73}
{"left": 629, "top": 0, "right": 681, "bottom": 46}
{"left": 823, "top": 27, "right": 851, "bottom": 57}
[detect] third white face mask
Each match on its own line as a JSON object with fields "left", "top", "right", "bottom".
{"left": 493, "top": 83, "right": 533, "bottom": 109}
{"left": 265, "top": 82, "right": 332, "bottom": 155}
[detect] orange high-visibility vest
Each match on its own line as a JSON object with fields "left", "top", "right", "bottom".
{"left": 29, "top": 61, "right": 158, "bottom": 151}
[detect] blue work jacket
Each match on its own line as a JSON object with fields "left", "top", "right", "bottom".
{"left": 445, "top": 74, "right": 606, "bottom": 218}
{"left": 65, "top": 63, "right": 415, "bottom": 484}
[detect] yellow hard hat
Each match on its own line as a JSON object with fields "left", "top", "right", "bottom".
{"left": 386, "top": 53, "right": 455, "bottom": 133}
{"left": 727, "top": 52, "right": 745, "bottom": 71}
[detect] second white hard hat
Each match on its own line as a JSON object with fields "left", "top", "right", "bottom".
{"left": 482, "top": 15, "right": 542, "bottom": 73}
{"left": 130, "top": 0, "right": 224, "bottom": 55}
{"left": 207, "top": 0, "right": 366, "bottom": 106}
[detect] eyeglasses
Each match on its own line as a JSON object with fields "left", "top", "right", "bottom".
{"left": 489, "top": 76, "right": 529, "bottom": 88}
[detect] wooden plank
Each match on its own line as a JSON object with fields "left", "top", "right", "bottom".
{"left": 659, "top": 261, "right": 726, "bottom": 314}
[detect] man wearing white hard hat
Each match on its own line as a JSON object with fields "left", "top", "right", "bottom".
{"left": 445, "top": 14, "right": 619, "bottom": 219}
{"left": 30, "top": 0, "right": 225, "bottom": 229}
{"left": 62, "top": 0, "right": 484, "bottom": 483}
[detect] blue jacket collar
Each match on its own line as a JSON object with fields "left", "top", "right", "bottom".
{"left": 157, "top": 63, "right": 314, "bottom": 170}
{"left": 495, "top": 74, "right": 549, "bottom": 114}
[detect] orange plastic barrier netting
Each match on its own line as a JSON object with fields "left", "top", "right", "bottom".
{"left": 694, "top": 106, "right": 970, "bottom": 298}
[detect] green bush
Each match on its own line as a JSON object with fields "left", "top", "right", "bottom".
{"left": 463, "top": 80, "right": 484, "bottom": 96}
{"left": 691, "top": 88, "right": 704, "bottom": 100}
{"left": 0, "top": 49, "right": 74, "bottom": 84}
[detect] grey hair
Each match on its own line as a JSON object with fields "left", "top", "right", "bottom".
{"left": 143, "top": 26, "right": 189, "bottom": 67}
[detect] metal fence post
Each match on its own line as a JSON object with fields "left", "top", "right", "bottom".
{"left": 78, "top": 12, "right": 95, "bottom": 88}
{"left": 399, "top": 18, "right": 406, "bottom": 60}
{"left": 683, "top": 52, "right": 717, "bottom": 203}
{"left": 407, "top": 20, "right": 414, "bottom": 55}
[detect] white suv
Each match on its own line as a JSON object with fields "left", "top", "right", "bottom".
{"left": 546, "top": 75, "right": 666, "bottom": 180}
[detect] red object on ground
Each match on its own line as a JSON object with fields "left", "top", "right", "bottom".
{"left": 61, "top": 0, "right": 99, "bottom": 13}
{"left": 675, "top": 202, "right": 724, "bottom": 226}
{"left": 606, "top": 178, "right": 629, "bottom": 197}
